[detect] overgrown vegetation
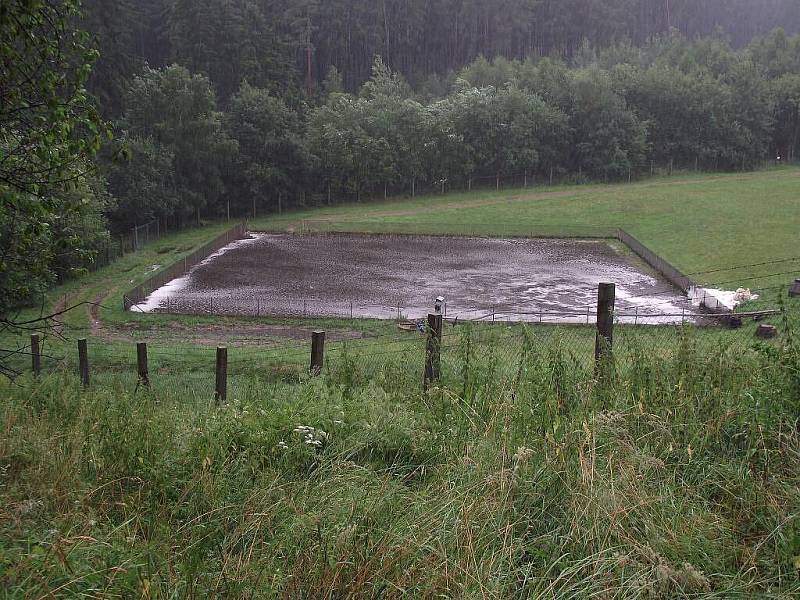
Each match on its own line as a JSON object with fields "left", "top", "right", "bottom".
{"left": 1, "top": 317, "right": 799, "bottom": 597}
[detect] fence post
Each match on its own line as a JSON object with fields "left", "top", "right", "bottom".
{"left": 549, "top": 167, "right": 554, "bottom": 186}
{"left": 137, "top": 342, "right": 150, "bottom": 387}
{"left": 31, "top": 334, "right": 41, "bottom": 376}
{"left": 424, "top": 313, "right": 443, "bottom": 390}
{"left": 215, "top": 346, "right": 227, "bottom": 402}
{"left": 78, "top": 338, "right": 90, "bottom": 387}
{"left": 594, "top": 283, "right": 616, "bottom": 365}
{"left": 310, "top": 331, "right": 325, "bottom": 376}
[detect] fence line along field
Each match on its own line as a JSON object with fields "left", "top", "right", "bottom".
{"left": 2, "top": 168, "right": 800, "bottom": 598}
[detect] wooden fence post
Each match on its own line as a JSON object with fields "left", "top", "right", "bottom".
{"left": 424, "top": 313, "right": 443, "bottom": 390}
{"left": 31, "top": 334, "right": 41, "bottom": 376}
{"left": 137, "top": 342, "right": 150, "bottom": 387}
{"left": 310, "top": 331, "right": 325, "bottom": 376}
{"left": 78, "top": 338, "right": 90, "bottom": 386}
{"left": 594, "top": 283, "right": 616, "bottom": 365}
{"left": 215, "top": 346, "right": 227, "bottom": 402}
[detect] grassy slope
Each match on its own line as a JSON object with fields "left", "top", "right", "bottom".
{"left": 254, "top": 167, "right": 800, "bottom": 291}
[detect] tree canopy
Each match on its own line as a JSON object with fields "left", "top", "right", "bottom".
{"left": 0, "top": 0, "right": 110, "bottom": 316}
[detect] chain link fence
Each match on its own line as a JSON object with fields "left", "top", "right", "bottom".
{"left": 8, "top": 301, "right": 786, "bottom": 398}
{"left": 293, "top": 158, "right": 790, "bottom": 208}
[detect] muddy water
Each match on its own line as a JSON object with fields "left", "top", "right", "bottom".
{"left": 134, "top": 233, "right": 698, "bottom": 323}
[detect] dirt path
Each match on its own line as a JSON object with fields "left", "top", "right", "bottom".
{"left": 87, "top": 288, "right": 368, "bottom": 347}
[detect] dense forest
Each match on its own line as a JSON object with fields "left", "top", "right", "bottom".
{"left": 3, "top": 0, "right": 800, "bottom": 313}
{"left": 84, "top": 0, "right": 800, "bottom": 108}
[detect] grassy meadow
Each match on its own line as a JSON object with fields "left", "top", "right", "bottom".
{"left": 255, "top": 166, "right": 800, "bottom": 291}
{"left": 2, "top": 167, "right": 800, "bottom": 597}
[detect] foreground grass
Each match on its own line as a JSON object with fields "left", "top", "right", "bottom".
{"left": 2, "top": 320, "right": 799, "bottom": 597}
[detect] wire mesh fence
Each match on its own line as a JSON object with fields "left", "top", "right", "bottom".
{"left": 133, "top": 296, "right": 708, "bottom": 326}
{"left": 293, "top": 158, "right": 790, "bottom": 208}
{"left": 123, "top": 223, "right": 248, "bottom": 310}
{"left": 7, "top": 306, "right": 785, "bottom": 399}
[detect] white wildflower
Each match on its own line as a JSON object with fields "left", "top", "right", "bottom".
{"left": 513, "top": 446, "right": 535, "bottom": 470}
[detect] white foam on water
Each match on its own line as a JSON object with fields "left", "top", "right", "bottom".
{"left": 130, "top": 233, "right": 265, "bottom": 313}
{"left": 615, "top": 283, "right": 687, "bottom": 319}
{"left": 688, "top": 286, "right": 759, "bottom": 312}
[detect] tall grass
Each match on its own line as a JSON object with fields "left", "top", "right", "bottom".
{"left": 1, "top": 322, "right": 799, "bottom": 598}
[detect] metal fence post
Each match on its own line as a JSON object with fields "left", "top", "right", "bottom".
{"left": 424, "top": 313, "right": 443, "bottom": 390}
{"left": 595, "top": 283, "right": 616, "bottom": 365}
{"left": 311, "top": 331, "right": 325, "bottom": 376}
